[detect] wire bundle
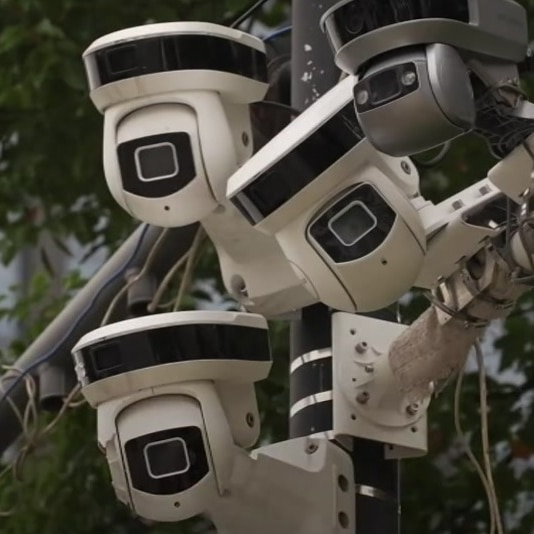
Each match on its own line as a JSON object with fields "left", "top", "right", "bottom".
{"left": 0, "top": 225, "right": 207, "bottom": 515}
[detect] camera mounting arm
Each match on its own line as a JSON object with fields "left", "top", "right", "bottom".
{"left": 470, "top": 58, "right": 534, "bottom": 159}
{"left": 209, "top": 438, "right": 355, "bottom": 534}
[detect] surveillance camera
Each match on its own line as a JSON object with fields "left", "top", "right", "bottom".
{"left": 71, "top": 311, "right": 271, "bottom": 522}
{"left": 83, "top": 22, "right": 319, "bottom": 317}
{"left": 321, "top": 0, "right": 527, "bottom": 156}
{"left": 83, "top": 22, "right": 269, "bottom": 226}
{"left": 352, "top": 44, "right": 476, "bottom": 156}
{"left": 227, "top": 76, "right": 426, "bottom": 313}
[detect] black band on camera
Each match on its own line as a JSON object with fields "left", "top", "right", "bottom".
{"left": 77, "top": 323, "right": 271, "bottom": 384}
{"left": 85, "top": 34, "right": 268, "bottom": 89}
{"left": 230, "top": 102, "right": 364, "bottom": 225}
{"left": 322, "top": 0, "right": 469, "bottom": 52}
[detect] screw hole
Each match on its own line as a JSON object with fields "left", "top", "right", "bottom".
{"left": 242, "top": 132, "right": 250, "bottom": 146}
{"left": 164, "top": 206, "right": 170, "bottom": 211}
{"left": 381, "top": 259, "right": 388, "bottom": 266}
{"left": 351, "top": 414, "right": 357, "bottom": 420}
{"left": 306, "top": 443, "right": 318, "bottom": 454}
{"left": 411, "top": 427, "right": 418, "bottom": 433}
{"left": 401, "top": 161, "right": 411, "bottom": 174}
{"left": 338, "top": 511, "right": 350, "bottom": 528}
{"left": 246, "top": 413, "right": 255, "bottom": 427}
{"left": 350, "top": 329, "right": 356, "bottom": 335}
{"left": 338, "top": 475, "right": 349, "bottom": 492}
{"left": 174, "top": 502, "right": 180, "bottom": 508}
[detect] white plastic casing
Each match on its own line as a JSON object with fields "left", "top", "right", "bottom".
{"left": 72, "top": 311, "right": 271, "bottom": 409}
{"left": 103, "top": 94, "right": 253, "bottom": 226}
{"left": 227, "top": 77, "right": 426, "bottom": 312}
{"left": 99, "top": 383, "right": 238, "bottom": 522}
{"left": 84, "top": 22, "right": 323, "bottom": 316}
{"left": 271, "top": 146, "right": 425, "bottom": 312}
{"left": 85, "top": 22, "right": 268, "bottom": 227}
{"left": 72, "top": 311, "right": 270, "bottom": 523}
{"left": 202, "top": 202, "right": 319, "bottom": 316}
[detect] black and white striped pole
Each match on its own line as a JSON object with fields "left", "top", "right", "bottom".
{"left": 289, "top": 2, "right": 401, "bottom": 532}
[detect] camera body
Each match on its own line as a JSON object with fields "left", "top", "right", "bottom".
{"left": 321, "top": 0, "right": 528, "bottom": 156}
{"left": 202, "top": 204, "right": 318, "bottom": 316}
{"left": 228, "top": 76, "right": 426, "bottom": 313}
{"left": 72, "top": 311, "right": 271, "bottom": 522}
{"left": 84, "top": 22, "right": 318, "bottom": 317}
{"left": 83, "top": 22, "right": 269, "bottom": 227}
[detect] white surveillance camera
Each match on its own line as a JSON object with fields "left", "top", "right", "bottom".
{"left": 83, "top": 22, "right": 269, "bottom": 227}
{"left": 227, "top": 76, "right": 426, "bottom": 313}
{"left": 83, "top": 22, "right": 318, "bottom": 318}
{"left": 71, "top": 311, "right": 271, "bottom": 522}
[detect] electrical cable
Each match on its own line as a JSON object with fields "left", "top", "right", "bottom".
{"left": 147, "top": 252, "right": 192, "bottom": 313}
{"left": 0, "top": 369, "right": 26, "bottom": 437}
{"left": 173, "top": 228, "right": 206, "bottom": 312}
{"left": 1, "top": 384, "right": 84, "bottom": 508}
{"left": 100, "top": 227, "right": 170, "bottom": 326}
{"left": 230, "top": 0, "right": 271, "bottom": 28}
{"left": 40, "top": 385, "right": 81, "bottom": 437}
{"left": 0, "top": 224, "right": 151, "bottom": 413}
{"left": 21, "top": 375, "right": 38, "bottom": 447}
{"left": 474, "top": 341, "right": 504, "bottom": 534}
{"left": 504, "top": 197, "right": 514, "bottom": 266}
{"left": 454, "top": 356, "right": 497, "bottom": 534}
{"left": 0, "top": 387, "right": 84, "bottom": 522}
{"left": 263, "top": 26, "right": 292, "bottom": 42}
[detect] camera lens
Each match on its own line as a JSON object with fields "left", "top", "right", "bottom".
{"left": 343, "top": 3, "right": 364, "bottom": 35}
{"left": 369, "top": 69, "right": 401, "bottom": 105}
{"left": 135, "top": 142, "right": 179, "bottom": 182}
{"left": 328, "top": 201, "right": 377, "bottom": 247}
{"left": 144, "top": 438, "right": 190, "bottom": 479}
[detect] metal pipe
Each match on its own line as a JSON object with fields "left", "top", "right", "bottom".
{"left": 0, "top": 223, "right": 199, "bottom": 455}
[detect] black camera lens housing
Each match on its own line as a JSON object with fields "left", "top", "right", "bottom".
{"left": 126, "top": 427, "right": 209, "bottom": 495}
{"left": 117, "top": 132, "right": 196, "bottom": 199}
{"left": 144, "top": 437, "right": 190, "bottom": 479}
{"left": 308, "top": 183, "right": 396, "bottom": 264}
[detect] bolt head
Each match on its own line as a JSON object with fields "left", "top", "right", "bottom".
{"left": 401, "top": 161, "right": 411, "bottom": 174}
{"left": 355, "top": 342, "right": 368, "bottom": 354}
{"left": 401, "top": 71, "right": 417, "bottom": 86}
{"left": 406, "top": 404, "right": 419, "bottom": 416}
{"left": 357, "top": 391, "right": 370, "bottom": 404}
{"left": 356, "top": 90, "right": 369, "bottom": 105}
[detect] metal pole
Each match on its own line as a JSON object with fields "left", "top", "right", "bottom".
{"left": 0, "top": 223, "right": 199, "bottom": 455}
{"left": 289, "top": 2, "right": 401, "bottom": 532}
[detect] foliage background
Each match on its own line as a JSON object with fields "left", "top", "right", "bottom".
{"left": 1, "top": 0, "right": 534, "bottom": 533}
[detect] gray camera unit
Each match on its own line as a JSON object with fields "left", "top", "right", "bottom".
{"left": 321, "top": 0, "right": 528, "bottom": 75}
